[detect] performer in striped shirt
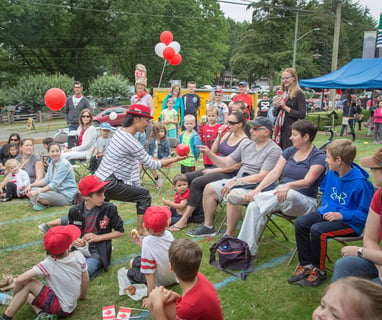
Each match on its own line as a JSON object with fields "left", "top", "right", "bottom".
{"left": 95, "top": 104, "right": 185, "bottom": 235}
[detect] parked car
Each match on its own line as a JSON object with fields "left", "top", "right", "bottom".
{"left": 92, "top": 107, "right": 128, "bottom": 126}
{"left": 13, "top": 103, "right": 37, "bottom": 120}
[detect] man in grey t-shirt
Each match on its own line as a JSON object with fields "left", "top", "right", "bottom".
{"left": 187, "top": 117, "right": 281, "bottom": 237}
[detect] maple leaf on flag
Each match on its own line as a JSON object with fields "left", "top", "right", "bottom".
{"left": 117, "top": 307, "right": 132, "bottom": 319}
{"left": 102, "top": 305, "right": 116, "bottom": 320}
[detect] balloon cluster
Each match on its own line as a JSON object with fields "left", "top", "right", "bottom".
{"left": 154, "top": 31, "right": 182, "bottom": 66}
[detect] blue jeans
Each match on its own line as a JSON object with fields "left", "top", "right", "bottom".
{"left": 86, "top": 257, "right": 102, "bottom": 279}
{"left": 331, "top": 256, "right": 381, "bottom": 284}
{"left": 295, "top": 212, "right": 357, "bottom": 270}
{"left": 340, "top": 119, "right": 355, "bottom": 136}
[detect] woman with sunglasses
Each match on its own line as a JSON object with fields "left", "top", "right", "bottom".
{"left": 16, "top": 138, "right": 44, "bottom": 183}
{"left": 273, "top": 68, "right": 306, "bottom": 150}
{"left": 169, "top": 111, "right": 248, "bottom": 231}
{"left": 62, "top": 108, "right": 97, "bottom": 162}
{"left": 0, "top": 133, "right": 21, "bottom": 171}
{"left": 26, "top": 142, "right": 77, "bottom": 210}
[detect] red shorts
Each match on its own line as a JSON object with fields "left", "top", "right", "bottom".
{"left": 32, "top": 286, "right": 70, "bottom": 317}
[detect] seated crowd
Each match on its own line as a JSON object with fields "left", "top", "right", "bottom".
{"left": 1, "top": 79, "right": 382, "bottom": 319}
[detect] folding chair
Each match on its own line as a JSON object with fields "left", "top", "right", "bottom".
{"left": 157, "top": 137, "right": 179, "bottom": 195}
{"left": 261, "top": 210, "right": 298, "bottom": 265}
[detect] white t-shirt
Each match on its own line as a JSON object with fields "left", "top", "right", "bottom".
{"left": 33, "top": 251, "right": 87, "bottom": 313}
{"left": 141, "top": 231, "right": 178, "bottom": 287}
{"left": 72, "top": 96, "right": 83, "bottom": 109}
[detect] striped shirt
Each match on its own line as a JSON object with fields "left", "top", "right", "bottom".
{"left": 95, "top": 128, "right": 161, "bottom": 185}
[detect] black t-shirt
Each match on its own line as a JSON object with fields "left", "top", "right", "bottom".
{"left": 183, "top": 93, "right": 200, "bottom": 115}
{"left": 257, "top": 99, "right": 272, "bottom": 117}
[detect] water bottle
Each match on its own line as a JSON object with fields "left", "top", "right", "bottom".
{"left": 0, "top": 292, "right": 12, "bottom": 305}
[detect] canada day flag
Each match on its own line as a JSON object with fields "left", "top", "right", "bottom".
{"left": 117, "top": 307, "right": 132, "bottom": 319}
{"left": 102, "top": 305, "right": 116, "bottom": 320}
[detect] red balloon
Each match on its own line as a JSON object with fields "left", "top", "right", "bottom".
{"left": 44, "top": 88, "right": 66, "bottom": 111}
{"left": 169, "top": 54, "right": 182, "bottom": 66}
{"left": 176, "top": 144, "right": 190, "bottom": 157}
{"left": 160, "top": 31, "right": 173, "bottom": 46}
{"left": 163, "top": 47, "right": 175, "bottom": 60}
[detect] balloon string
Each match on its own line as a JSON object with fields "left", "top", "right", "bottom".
{"left": 157, "top": 59, "right": 167, "bottom": 88}
{"left": 46, "top": 112, "right": 53, "bottom": 137}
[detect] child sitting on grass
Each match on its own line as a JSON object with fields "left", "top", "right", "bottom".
{"left": 0, "top": 225, "right": 89, "bottom": 320}
{"left": 128, "top": 206, "right": 178, "bottom": 298}
{"left": 0, "top": 159, "right": 30, "bottom": 201}
{"left": 146, "top": 122, "right": 170, "bottom": 188}
{"left": 161, "top": 174, "right": 190, "bottom": 226}
{"left": 148, "top": 239, "right": 223, "bottom": 320}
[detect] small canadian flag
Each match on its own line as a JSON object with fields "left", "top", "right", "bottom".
{"left": 102, "top": 305, "right": 116, "bottom": 320}
{"left": 117, "top": 307, "right": 132, "bottom": 319}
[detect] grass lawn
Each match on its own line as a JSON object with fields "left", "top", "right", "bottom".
{"left": 0, "top": 126, "right": 378, "bottom": 320}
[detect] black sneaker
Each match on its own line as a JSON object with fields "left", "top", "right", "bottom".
{"left": 299, "top": 268, "right": 327, "bottom": 287}
{"left": 287, "top": 265, "right": 311, "bottom": 284}
{"left": 187, "top": 225, "right": 216, "bottom": 237}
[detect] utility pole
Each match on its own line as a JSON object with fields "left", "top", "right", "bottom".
{"left": 292, "top": 12, "right": 299, "bottom": 69}
{"left": 329, "top": 1, "right": 342, "bottom": 111}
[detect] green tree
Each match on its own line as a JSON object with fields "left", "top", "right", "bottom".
{"left": 89, "top": 75, "right": 131, "bottom": 105}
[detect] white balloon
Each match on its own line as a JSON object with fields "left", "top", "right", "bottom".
{"left": 109, "top": 112, "right": 117, "bottom": 120}
{"left": 155, "top": 42, "right": 166, "bottom": 58}
{"left": 169, "top": 41, "right": 181, "bottom": 54}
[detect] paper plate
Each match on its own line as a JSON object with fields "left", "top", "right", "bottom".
{"left": 117, "top": 267, "right": 148, "bottom": 301}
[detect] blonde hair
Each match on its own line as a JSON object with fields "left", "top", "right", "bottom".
{"left": 327, "top": 277, "right": 382, "bottom": 319}
{"left": 206, "top": 106, "right": 218, "bottom": 115}
{"left": 5, "top": 159, "right": 19, "bottom": 171}
{"left": 326, "top": 139, "right": 356, "bottom": 165}
{"left": 184, "top": 114, "right": 195, "bottom": 123}
{"left": 281, "top": 68, "right": 303, "bottom": 99}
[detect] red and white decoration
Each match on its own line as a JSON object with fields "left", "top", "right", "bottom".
{"left": 117, "top": 307, "right": 132, "bottom": 319}
{"left": 102, "top": 305, "right": 116, "bottom": 320}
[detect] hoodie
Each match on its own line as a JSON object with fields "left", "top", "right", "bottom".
{"left": 318, "top": 163, "right": 374, "bottom": 235}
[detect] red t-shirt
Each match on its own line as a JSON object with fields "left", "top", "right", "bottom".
{"left": 232, "top": 93, "right": 252, "bottom": 119}
{"left": 370, "top": 189, "right": 382, "bottom": 240}
{"left": 201, "top": 124, "right": 221, "bottom": 165}
{"left": 174, "top": 188, "right": 190, "bottom": 204}
{"left": 176, "top": 272, "right": 223, "bottom": 320}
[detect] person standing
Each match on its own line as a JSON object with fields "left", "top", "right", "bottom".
{"left": 257, "top": 92, "right": 272, "bottom": 118}
{"left": 273, "top": 68, "right": 306, "bottom": 150}
{"left": 340, "top": 95, "right": 357, "bottom": 137}
{"left": 182, "top": 81, "right": 200, "bottom": 130}
{"left": 230, "top": 81, "right": 253, "bottom": 119}
{"left": 64, "top": 81, "right": 91, "bottom": 148}
{"left": 208, "top": 89, "right": 228, "bottom": 125}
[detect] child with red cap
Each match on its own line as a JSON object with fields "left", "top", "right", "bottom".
{"left": 128, "top": 206, "right": 178, "bottom": 304}
{"left": 0, "top": 225, "right": 89, "bottom": 320}
{"left": 69, "top": 175, "right": 125, "bottom": 279}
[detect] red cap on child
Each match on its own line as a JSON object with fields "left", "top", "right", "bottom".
{"left": 78, "top": 175, "right": 110, "bottom": 196}
{"left": 44, "top": 225, "right": 81, "bottom": 257}
{"left": 144, "top": 206, "right": 171, "bottom": 235}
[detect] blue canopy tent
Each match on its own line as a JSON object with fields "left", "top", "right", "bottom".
{"left": 299, "top": 58, "right": 382, "bottom": 89}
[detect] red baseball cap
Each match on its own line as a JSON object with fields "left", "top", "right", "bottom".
{"left": 127, "top": 104, "right": 153, "bottom": 119}
{"left": 44, "top": 225, "right": 81, "bottom": 256}
{"left": 214, "top": 89, "right": 224, "bottom": 95}
{"left": 78, "top": 175, "right": 110, "bottom": 196}
{"left": 144, "top": 206, "right": 171, "bottom": 235}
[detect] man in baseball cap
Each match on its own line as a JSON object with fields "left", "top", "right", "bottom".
{"left": 68, "top": 175, "right": 124, "bottom": 279}
{"left": 249, "top": 116, "right": 274, "bottom": 132}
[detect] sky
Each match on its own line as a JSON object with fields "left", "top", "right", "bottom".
{"left": 219, "top": 0, "right": 381, "bottom": 24}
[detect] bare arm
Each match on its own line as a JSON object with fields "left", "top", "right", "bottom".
{"left": 83, "top": 230, "right": 124, "bottom": 243}
{"left": 145, "top": 273, "right": 156, "bottom": 294}
{"left": 79, "top": 271, "right": 89, "bottom": 300}
{"left": 162, "top": 198, "right": 187, "bottom": 211}
{"left": 254, "top": 156, "right": 287, "bottom": 192}
{"left": 34, "top": 161, "right": 44, "bottom": 182}
{"left": 13, "top": 269, "right": 37, "bottom": 295}
{"left": 0, "top": 173, "right": 10, "bottom": 190}
{"left": 199, "top": 145, "right": 236, "bottom": 168}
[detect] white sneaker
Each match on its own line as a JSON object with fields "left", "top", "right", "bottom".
{"left": 155, "top": 176, "right": 163, "bottom": 188}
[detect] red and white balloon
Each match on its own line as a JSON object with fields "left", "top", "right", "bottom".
{"left": 155, "top": 31, "right": 182, "bottom": 66}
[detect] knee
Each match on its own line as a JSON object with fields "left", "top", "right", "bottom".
{"left": 203, "top": 184, "right": 216, "bottom": 198}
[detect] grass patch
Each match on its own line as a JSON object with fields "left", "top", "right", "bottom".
{"left": 0, "top": 128, "right": 376, "bottom": 319}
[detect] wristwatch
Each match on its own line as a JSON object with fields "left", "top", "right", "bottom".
{"left": 357, "top": 247, "right": 363, "bottom": 257}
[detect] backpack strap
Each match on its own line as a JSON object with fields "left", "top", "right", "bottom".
{"left": 209, "top": 242, "right": 219, "bottom": 268}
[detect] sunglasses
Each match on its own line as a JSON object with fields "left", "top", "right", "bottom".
{"left": 10, "top": 138, "right": 19, "bottom": 141}
{"left": 82, "top": 115, "right": 91, "bottom": 118}
{"left": 227, "top": 121, "right": 239, "bottom": 125}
